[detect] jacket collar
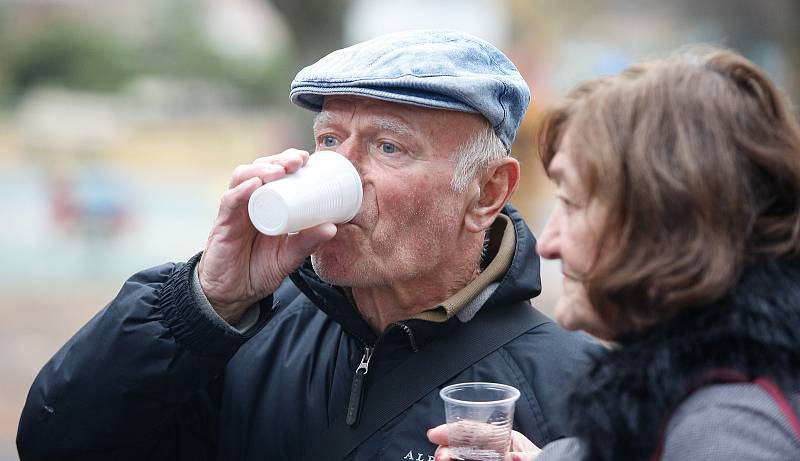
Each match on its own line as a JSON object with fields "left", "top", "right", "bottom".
{"left": 412, "top": 213, "right": 516, "bottom": 322}
{"left": 288, "top": 204, "right": 542, "bottom": 347}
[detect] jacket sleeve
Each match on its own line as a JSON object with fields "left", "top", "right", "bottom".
{"left": 16, "top": 253, "right": 272, "bottom": 461}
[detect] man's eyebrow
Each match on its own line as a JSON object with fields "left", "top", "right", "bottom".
{"left": 313, "top": 112, "right": 413, "bottom": 138}
{"left": 373, "top": 117, "right": 412, "bottom": 137}
{"left": 313, "top": 112, "right": 336, "bottom": 132}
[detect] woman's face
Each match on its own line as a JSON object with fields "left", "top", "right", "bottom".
{"left": 536, "top": 127, "right": 611, "bottom": 339}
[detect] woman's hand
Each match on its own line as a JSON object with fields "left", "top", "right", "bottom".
{"left": 427, "top": 423, "right": 541, "bottom": 461}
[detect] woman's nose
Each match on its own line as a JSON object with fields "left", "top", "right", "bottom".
{"left": 536, "top": 210, "right": 561, "bottom": 260}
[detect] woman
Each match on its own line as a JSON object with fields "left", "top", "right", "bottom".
{"left": 429, "top": 48, "right": 800, "bottom": 460}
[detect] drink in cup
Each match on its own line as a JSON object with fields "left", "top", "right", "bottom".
{"left": 440, "top": 382, "right": 520, "bottom": 461}
{"left": 248, "top": 150, "right": 363, "bottom": 235}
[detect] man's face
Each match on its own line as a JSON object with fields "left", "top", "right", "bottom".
{"left": 310, "top": 96, "right": 485, "bottom": 288}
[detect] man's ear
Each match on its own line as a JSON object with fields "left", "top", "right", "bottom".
{"left": 465, "top": 157, "right": 520, "bottom": 233}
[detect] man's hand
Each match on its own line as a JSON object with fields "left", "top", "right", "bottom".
{"left": 427, "top": 423, "right": 541, "bottom": 461}
{"left": 198, "top": 149, "right": 337, "bottom": 324}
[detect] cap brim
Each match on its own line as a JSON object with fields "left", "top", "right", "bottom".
{"left": 290, "top": 85, "right": 480, "bottom": 114}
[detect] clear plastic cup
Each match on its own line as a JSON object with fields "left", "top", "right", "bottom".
{"left": 247, "top": 150, "right": 362, "bottom": 235}
{"left": 440, "top": 382, "right": 520, "bottom": 461}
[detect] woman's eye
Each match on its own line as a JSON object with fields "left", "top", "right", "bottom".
{"left": 380, "top": 142, "right": 398, "bottom": 155}
{"left": 557, "top": 196, "right": 578, "bottom": 213}
{"left": 321, "top": 136, "right": 338, "bottom": 148}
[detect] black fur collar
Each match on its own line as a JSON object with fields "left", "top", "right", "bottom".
{"left": 567, "top": 259, "right": 800, "bottom": 460}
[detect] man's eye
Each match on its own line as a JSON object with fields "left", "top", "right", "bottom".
{"left": 380, "top": 142, "right": 398, "bottom": 155}
{"left": 322, "top": 136, "right": 338, "bottom": 148}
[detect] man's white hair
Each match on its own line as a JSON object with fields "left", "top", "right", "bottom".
{"left": 450, "top": 121, "right": 509, "bottom": 193}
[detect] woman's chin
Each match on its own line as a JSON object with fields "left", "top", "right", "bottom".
{"left": 553, "top": 296, "right": 609, "bottom": 339}
{"left": 553, "top": 301, "right": 582, "bottom": 332}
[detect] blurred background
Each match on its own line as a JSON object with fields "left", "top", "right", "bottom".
{"left": 0, "top": 0, "right": 797, "bottom": 457}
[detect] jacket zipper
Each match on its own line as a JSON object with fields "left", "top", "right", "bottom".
{"left": 346, "top": 346, "right": 374, "bottom": 426}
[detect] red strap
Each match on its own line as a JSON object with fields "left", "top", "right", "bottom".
{"left": 754, "top": 377, "right": 800, "bottom": 439}
{"left": 650, "top": 369, "right": 800, "bottom": 461}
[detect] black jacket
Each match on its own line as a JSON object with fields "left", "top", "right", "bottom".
{"left": 18, "top": 206, "right": 598, "bottom": 460}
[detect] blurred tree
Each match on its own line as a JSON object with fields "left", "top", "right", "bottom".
{"left": 0, "top": 3, "right": 11, "bottom": 104}
{"left": 140, "top": 0, "right": 224, "bottom": 80}
{"left": 269, "top": 0, "right": 352, "bottom": 64}
{"left": 0, "top": 0, "right": 355, "bottom": 109}
{"left": 138, "top": 0, "right": 292, "bottom": 106}
{"left": 6, "top": 22, "right": 134, "bottom": 96}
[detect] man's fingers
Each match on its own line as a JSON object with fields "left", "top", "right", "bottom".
{"left": 219, "top": 177, "right": 263, "bottom": 213}
{"left": 229, "top": 149, "right": 311, "bottom": 188}
{"left": 429, "top": 425, "right": 539, "bottom": 461}
{"left": 229, "top": 163, "right": 286, "bottom": 188}
{"left": 509, "top": 430, "right": 539, "bottom": 453}
{"left": 429, "top": 425, "right": 455, "bottom": 461}
{"left": 504, "top": 451, "right": 539, "bottom": 461}
{"left": 427, "top": 424, "right": 450, "bottom": 445}
{"left": 433, "top": 445, "right": 454, "bottom": 461}
{"left": 503, "top": 430, "right": 541, "bottom": 461}
{"left": 252, "top": 149, "right": 310, "bottom": 174}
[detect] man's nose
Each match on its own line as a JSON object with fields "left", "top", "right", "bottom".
{"left": 334, "top": 140, "right": 367, "bottom": 177}
{"left": 536, "top": 210, "right": 561, "bottom": 260}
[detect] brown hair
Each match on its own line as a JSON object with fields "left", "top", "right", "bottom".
{"left": 537, "top": 48, "right": 800, "bottom": 337}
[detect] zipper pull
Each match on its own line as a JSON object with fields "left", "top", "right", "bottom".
{"left": 346, "top": 346, "right": 373, "bottom": 426}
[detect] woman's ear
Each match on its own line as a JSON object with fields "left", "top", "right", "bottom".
{"left": 465, "top": 158, "right": 520, "bottom": 233}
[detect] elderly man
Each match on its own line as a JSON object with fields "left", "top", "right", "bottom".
{"left": 18, "top": 30, "right": 596, "bottom": 461}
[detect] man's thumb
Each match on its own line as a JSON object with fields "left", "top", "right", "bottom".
{"left": 284, "top": 223, "right": 337, "bottom": 264}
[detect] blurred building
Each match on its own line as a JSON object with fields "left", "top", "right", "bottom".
{"left": 345, "top": 0, "right": 511, "bottom": 46}
{"left": 2, "top": 0, "right": 287, "bottom": 56}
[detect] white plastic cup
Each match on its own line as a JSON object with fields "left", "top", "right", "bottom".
{"left": 247, "top": 151, "right": 363, "bottom": 235}
{"left": 440, "top": 382, "right": 520, "bottom": 461}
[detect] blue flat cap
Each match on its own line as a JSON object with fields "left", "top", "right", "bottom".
{"left": 290, "top": 29, "right": 531, "bottom": 152}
